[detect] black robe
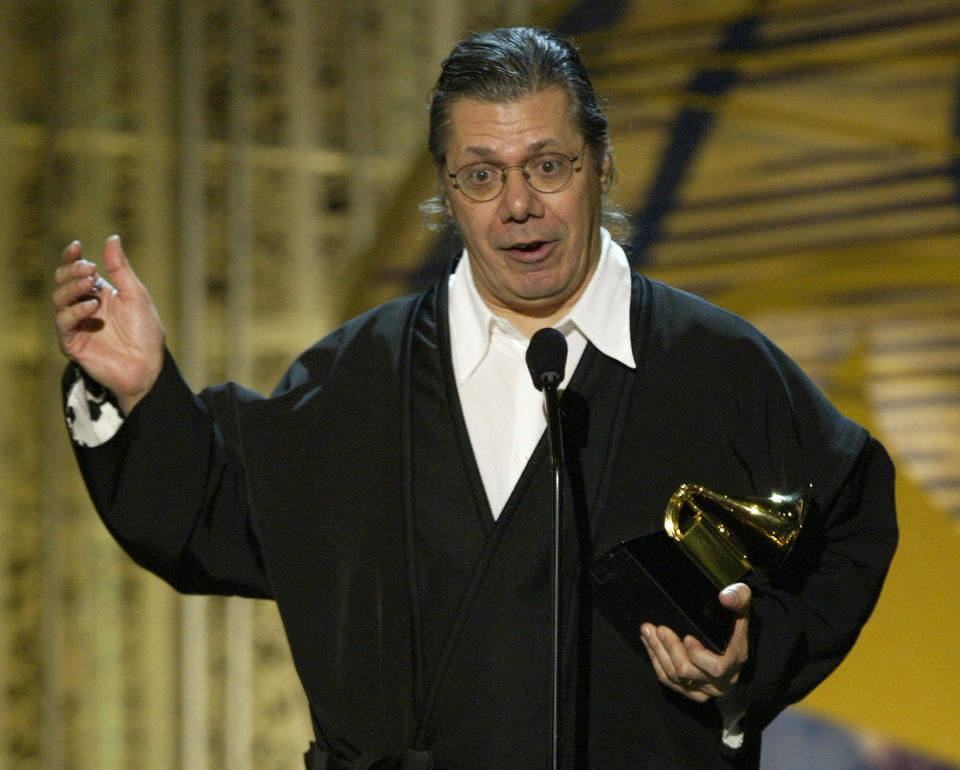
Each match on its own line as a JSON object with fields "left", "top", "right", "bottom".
{"left": 67, "top": 271, "right": 897, "bottom": 769}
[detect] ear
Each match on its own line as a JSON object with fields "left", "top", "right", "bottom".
{"left": 599, "top": 154, "right": 612, "bottom": 194}
{"left": 443, "top": 192, "right": 453, "bottom": 217}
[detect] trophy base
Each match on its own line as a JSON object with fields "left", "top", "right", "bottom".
{"left": 590, "top": 531, "right": 734, "bottom": 654}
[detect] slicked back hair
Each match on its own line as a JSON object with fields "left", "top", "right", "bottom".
{"left": 428, "top": 27, "right": 610, "bottom": 173}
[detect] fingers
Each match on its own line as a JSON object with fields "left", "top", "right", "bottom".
{"left": 682, "top": 586, "right": 751, "bottom": 691}
{"left": 102, "top": 235, "right": 142, "bottom": 295}
{"left": 53, "top": 261, "right": 90, "bottom": 288}
{"left": 640, "top": 624, "right": 711, "bottom": 703}
{"left": 55, "top": 238, "right": 116, "bottom": 300}
{"left": 61, "top": 239, "right": 83, "bottom": 265}
{"left": 639, "top": 585, "right": 753, "bottom": 702}
{"left": 56, "top": 241, "right": 92, "bottom": 290}
{"left": 641, "top": 619, "right": 749, "bottom": 701}
{"left": 53, "top": 256, "right": 111, "bottom": 310}
{"left": 54, "top": 239, "right": 110, "bottom": 354}
{"left": 53, "top": 273, "right": 96, "bottom": 312}
{"left": 55, "top": 295, "right": 101, "bottom": 338}
{"left": 685, "top": 623, "right": 745, "bottom": 687}
{"left": 58, "top": 236, "right": 133, "bottom": 288}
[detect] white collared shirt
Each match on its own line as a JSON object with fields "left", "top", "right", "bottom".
{"left": 448, "top": 228, "right": 636, "bottom": 518}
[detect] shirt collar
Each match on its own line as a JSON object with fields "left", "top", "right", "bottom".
{"left": 448, "top": 227, "right": 636, "bottom": 385}
{"left": 565, "top": 229, "right": 636, "bottom": 371}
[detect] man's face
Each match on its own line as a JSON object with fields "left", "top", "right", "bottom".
{"left": 443, "top": 86, "right": 610, "bottom": 329}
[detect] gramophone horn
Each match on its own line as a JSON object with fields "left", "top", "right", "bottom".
{"left": 664, "top": 483, "right": 808, "bottom": 589}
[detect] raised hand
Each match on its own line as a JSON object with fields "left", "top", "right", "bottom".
{"left": 53, "top": 236, "right": 165, "bottom": 414}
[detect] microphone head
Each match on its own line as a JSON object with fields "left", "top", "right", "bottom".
{"left": 526, "top": 327, "right": 568, "bottom": 391}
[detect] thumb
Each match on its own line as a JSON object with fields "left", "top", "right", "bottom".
{"left": 719, "top": 582, "right": 751, "bottom": 614}
{"left": 101, "top": 235, "right": 142, "bottom": 295}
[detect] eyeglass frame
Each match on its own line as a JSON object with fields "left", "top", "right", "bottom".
{"left": 445, "top": 140, "right": 588, "bottom": 202}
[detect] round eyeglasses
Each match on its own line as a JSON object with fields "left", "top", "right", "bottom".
{"left": 447, "top": 142, "right": 586, "bottom": 202}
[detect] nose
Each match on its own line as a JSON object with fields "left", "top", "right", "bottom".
{"left": 498, "top": 166, "right": 543, "bottom": 223}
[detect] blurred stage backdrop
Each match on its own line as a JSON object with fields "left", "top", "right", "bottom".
{"left": 1, "top": 1, "right": 959, "bottom": 768}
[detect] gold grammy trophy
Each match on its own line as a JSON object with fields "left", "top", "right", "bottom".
{"left": 664, "top": 483, "right": 807, "bottom": 589}
{"left": 591, "top": 483, "right": 809, "bottom": 653}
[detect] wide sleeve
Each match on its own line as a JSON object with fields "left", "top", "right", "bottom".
{"left": 728, "top": 340, "right": 899, "bottom": 739}
{"left": 64, "top": 349, "right": 272, "bottom": 598}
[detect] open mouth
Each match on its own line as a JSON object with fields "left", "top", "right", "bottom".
{"left": 504, "top": 240, "right": 553, "bottom": 257}
{"left": 511, "top": 241, "right": 546, "bottom": 252}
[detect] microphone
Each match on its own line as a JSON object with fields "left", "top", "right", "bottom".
{"left": 526, "top": 327, "right": 567, "bottom": 391}
{"left": 526, "top": 327, "right": 568, "bottom": 770}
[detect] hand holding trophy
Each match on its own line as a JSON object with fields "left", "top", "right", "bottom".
{"left": 592, "top": 483, "right": 809, "bottom": 654}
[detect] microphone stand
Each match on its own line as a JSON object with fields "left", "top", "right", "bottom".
{"left": 542, "top": 378, "right": 565, "bottom": 770}
{"left": 526, "top": 327, "right": 567, "bottom": 770}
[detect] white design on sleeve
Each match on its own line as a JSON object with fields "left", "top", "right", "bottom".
{"left": 65, "top": 369, "right": 124, "bottom": 447}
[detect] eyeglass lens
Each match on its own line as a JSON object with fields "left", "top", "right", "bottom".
{"left": 454, "top": 153, "right": 576, "bottom": 201}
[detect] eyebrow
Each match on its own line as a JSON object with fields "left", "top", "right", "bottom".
{"left": 461, "top": 139, "right": 564, "bottom": 160}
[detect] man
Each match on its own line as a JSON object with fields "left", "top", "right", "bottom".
{"left": 53, "top": 27, "right": 896, "bottom": 769}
